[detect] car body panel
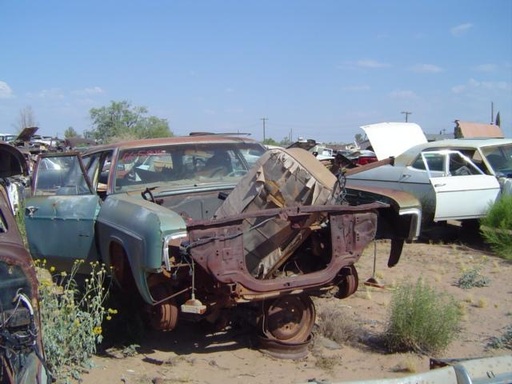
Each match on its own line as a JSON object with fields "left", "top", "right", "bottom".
{"left": 360, "top": 122, "right": 427, "bottom": 160}
{"left": 431, "top": 174, "right": 500, "bottom": 221}
{"left": 24, "top": 194, "right": 101, "bottom": 268}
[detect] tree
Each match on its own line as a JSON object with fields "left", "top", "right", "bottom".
{"left": 89, "top": 100, "right": 172, "bottom": 143}
{"left": 14, "top": 106, "right": 37, "bottom": 132}
{"left": 495, "top": 112, "right": 501, "bottom": 127}
{"left": 262, "top": 137, "right": 279, "bottom": 146}
{"left": 279, "top": 136, "right": 291, "bottom": 147}
{"left": 64, "top": 127, "right": 79, "bottom": 138}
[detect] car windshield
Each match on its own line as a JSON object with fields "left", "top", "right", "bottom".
{"left": 481, "top": 144, "right": 512, "bottom": 176}
{"left": 114, "top": 142, "right": 266, "bottom": 192}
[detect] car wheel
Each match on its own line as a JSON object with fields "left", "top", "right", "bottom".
{"left": 260, "top": 294, "right": 316, "bottom": 343}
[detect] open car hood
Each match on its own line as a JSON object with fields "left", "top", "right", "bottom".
{"left": 0, "top": 141, "right": 29, "bottom": 178}
{"left": 361, "top": 122, "right": 427, "bottom": 160}
{"left": 15, "top": 126, "right": 39, "bottom": 142}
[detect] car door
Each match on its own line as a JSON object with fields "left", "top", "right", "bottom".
{"left": 424, "top": 151, "right": 501, "bottom": 221}
{"left": 25, "top": 152, "right": 101, "bottom": 270}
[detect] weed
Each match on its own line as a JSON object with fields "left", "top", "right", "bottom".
{"left": 316, "top": 307, "right": 361, "bottom": 345}
{"left": 385, "top": 279, "right": 462, "bottom": 354}
{"left": 457, "top": 267, "right": 490, "bottom": 289}
{"left": 314, "top": 354, "right": 340, "bottom": 372}
{"left": 476, "top": 298, "right": 487, "bottom": 308}
{"left": 488, "top": 324, "right": 512, "bottom": 350}
{"left": 36, "top": 259, "right": 114, "bottom": 382}
{"left": 392, "top": 355, "right": 418, "bottom": 373}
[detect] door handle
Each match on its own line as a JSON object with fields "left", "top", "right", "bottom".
{"left": 434, "top": 183, "right": 446, "bottom": 187}
{"left": 25, "top": 206, "right": 38, "bottom": 218}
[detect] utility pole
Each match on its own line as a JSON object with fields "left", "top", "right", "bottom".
{"left": 261, "top": 117, "right": 268, "bottom": 142}
{"left": 401, "top": 111, "right": 412, "bottom": 122}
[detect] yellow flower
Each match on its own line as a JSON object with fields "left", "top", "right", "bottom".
{"left": 106, "top": 315, "right": 112, "bottom": 321}
{"left": 93, "top": 326, "right": 102, "bottom": 335}
{"left": 50, "top": 266, "right": 56, "bottom": 272}
{"left": 74, "top": 319, "right": 81, "bottom": 327}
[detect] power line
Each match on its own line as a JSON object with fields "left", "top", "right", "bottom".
{"left": 401, "top": 111, "right": 412, "bottom": 122}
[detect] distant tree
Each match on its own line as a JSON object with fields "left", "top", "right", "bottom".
{"left": 89, "top": 100, "right": 172, "bottom": 143}
{"left": 263, "top": 137, "right": 279, "bottom": 146}
{"left": 279, "top": 136, "right": 291, "bottom": 147}
{"left": 64, "top": 127, "right": 79, "bottom": 138}
{"left": 354, "top": 133, "right": 363, "bottom": 144}
{"left": 14, "top": 106, "right": 37, "bottom": 131}
{"left": 495, "top": 112, "right": 501, "bottom": 127}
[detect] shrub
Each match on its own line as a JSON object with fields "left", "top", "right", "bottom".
{"left": 480, "top": 195, "right": 512, "bottom": 260}
{"left": 488, "top": 324, "right": 512, "bottom": 350}
{"left": 316, "top": 307, "right": 361, "bottom": 345}
{"left": 385, "top": 279, "right": 462, "bottom": 354}
{"left": 37, "top": 259, "right": 115, "bottom": 382}
{"left": 457, "top": 267, "right": 490, "bottom": 289}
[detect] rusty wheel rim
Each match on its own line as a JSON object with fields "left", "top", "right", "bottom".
{"left": 148, "top": 284, "right": 178, "bottom": 331}
{"left": 337, "top": 265, "right": 359, "bottom": 299}
{"left": 263, "top": 295, "right": 315, "bottom": 343}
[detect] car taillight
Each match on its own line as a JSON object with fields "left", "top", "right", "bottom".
{"left": 357, "top": 156, "right": 377, "bottom": 165}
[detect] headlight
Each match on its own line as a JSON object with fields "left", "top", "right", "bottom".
{"left": 162, "top": 232, "right": 188, "bottom": 271}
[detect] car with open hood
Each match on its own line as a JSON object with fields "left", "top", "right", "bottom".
{"left": 23, "top": 134, "right": 420, "bottom": 349}
{"left": 0, "top": 142, "right": 50, "bottom": 384}
{"left": 346, "top": 122, "right": 512, "bottom": 228}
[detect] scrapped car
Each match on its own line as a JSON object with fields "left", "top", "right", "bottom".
{"left": 346, "top": 122, "right": 512, "bottom": 227}
{"left": 24, "top": 134, "right": 420, "bottom": 347}
{"left": 0, "top": 142, "right": 50, "bottom": 384}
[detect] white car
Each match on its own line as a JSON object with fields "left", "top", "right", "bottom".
{"left": 346, "top": 122, "right": 512, "bottom": 228}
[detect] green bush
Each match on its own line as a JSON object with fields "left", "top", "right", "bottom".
{"left": 37, "top": 259, "right": 115, "bottom": 382}
{"left": 480, "top": 195, "right": 512, "bottom": 260}
{"left": 385, "top": 279, "right": 462, "bottom": 354}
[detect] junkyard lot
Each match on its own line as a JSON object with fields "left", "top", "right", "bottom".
{"left": 79, "top": 230, "right": 512, "bottom": 384}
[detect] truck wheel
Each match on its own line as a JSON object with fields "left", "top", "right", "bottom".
{"left": 261, "top": 294, "right": 315, "bottom": 343}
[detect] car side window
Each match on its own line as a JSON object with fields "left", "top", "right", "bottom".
{"left": 33, "top": 155, "right": 92, "bottom": 196}
{"left": 448, "top": 153, "right": 481, "bottom": 176}
{"left": 412, "top": 153, "right": 444, "bottom": 172}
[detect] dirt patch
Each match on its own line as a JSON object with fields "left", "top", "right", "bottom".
{"left": 79, "top": 227, "right": 512, "bottom": 384}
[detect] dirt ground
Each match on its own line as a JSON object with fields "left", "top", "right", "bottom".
{"left": 79, "top": 225, "right": 512, "bottom": 384}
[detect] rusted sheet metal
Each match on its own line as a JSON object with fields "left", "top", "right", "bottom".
{"left": 455, "top": 120, "right": 504, "bottom": 138}
{"left": 214, "top": 148, "right": 341, "bottom": 279}
{"left": 81, "top": 133, "right": 260, "bottom": 154}
{"left": 186, "top": 146, "right": 390, "bottom": 301}
{"left": 0, "top": 179, "right": 50, "bottom": 383}
{"left": 186, "top": 206, "right": 379, "bottom": 300}
{"left": 0, "top": 141, "right": 30, "bottom": 177}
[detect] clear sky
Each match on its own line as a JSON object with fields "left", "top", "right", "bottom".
{"left": 1, "top": 0, "right": 511, "bottom": 143}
